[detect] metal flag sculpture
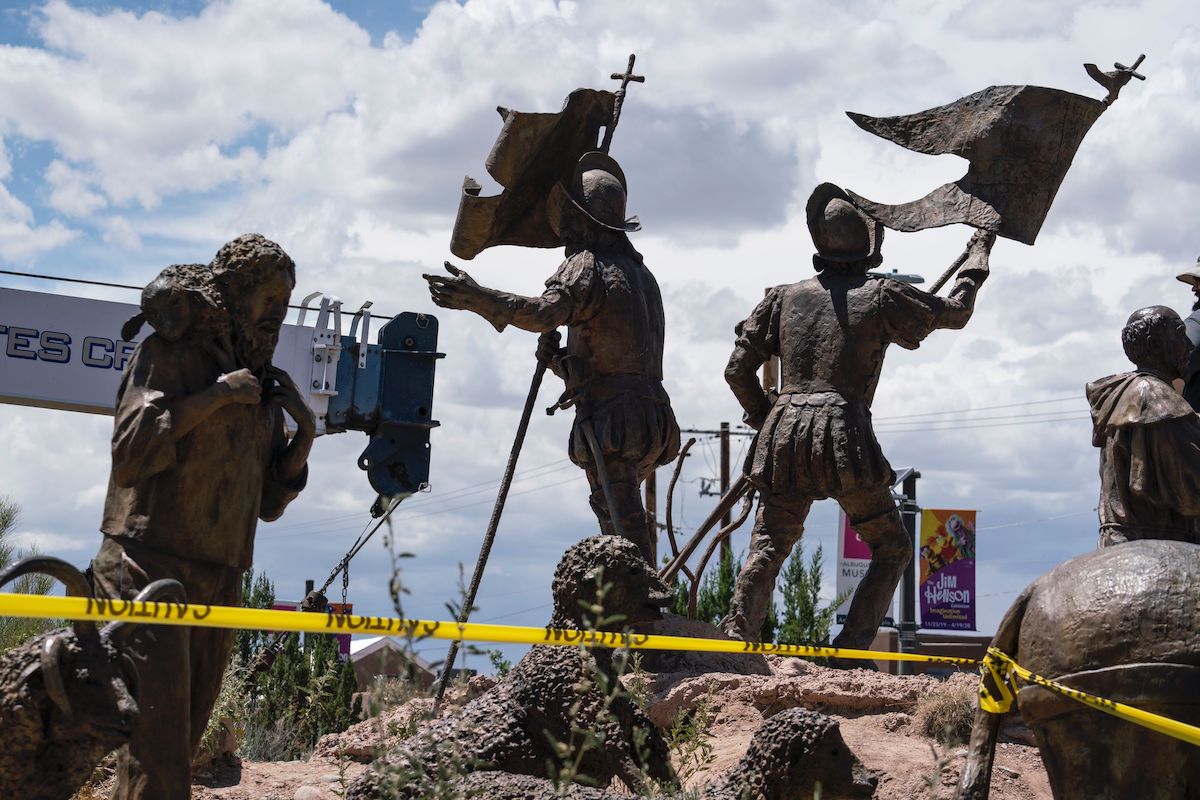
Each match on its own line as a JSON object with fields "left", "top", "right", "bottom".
{"left": 845, "top": 57, "right": 1145, "bottom": 247}
{"left": 448, "top": 89, "right": 615, "bottom": 259}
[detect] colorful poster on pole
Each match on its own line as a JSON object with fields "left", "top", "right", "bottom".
{"left": 836, "top": 512, "right": 894, "bottom": 626}
{"left": 919, "top": 509, "right": 976, "bottom": 630}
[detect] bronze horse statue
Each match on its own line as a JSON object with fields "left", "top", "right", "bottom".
{"left": 957, "top": 540, "right": 1200, "bottom": 799}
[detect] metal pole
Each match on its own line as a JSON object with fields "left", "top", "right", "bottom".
{"left": 645, "top": 470, "right": 657, "bottom": 564}
{"left": 719, "top": 422, "right": 731, "bottom": 561}
{"left": 897, "top": 471, "right": 920, "bottom": 675}
{"left": 434, "top": 358, "right": 548, "bottom": 709}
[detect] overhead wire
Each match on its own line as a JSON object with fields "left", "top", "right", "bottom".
{"left": 873, "top": 396, "right": 1080, "bottom": 421}
{"left": 0, "top": 266, "right": 396, "bottom": 319}
{"left": 258, "top": 472, "right": 587, "bottom": 541}
{"left": 262, "top": 458, "right": 573, "bottom": 534}
{"left": 875, "top": 414, "right": 1090, "bottom": 434}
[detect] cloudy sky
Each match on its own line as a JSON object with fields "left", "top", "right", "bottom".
{"left": 0, "top": 0, "right": 1197, "bottom": 668}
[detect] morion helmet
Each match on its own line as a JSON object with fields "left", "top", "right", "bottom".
{"left": 551, "top": 151, "right": 641, "bottom": 234}
{"left": 806, "top": 182, "right": 882, "bottom": 262}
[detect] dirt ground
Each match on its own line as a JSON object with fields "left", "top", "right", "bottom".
{"left": 175, "top": 656, "right": 1051, "bottom": 799}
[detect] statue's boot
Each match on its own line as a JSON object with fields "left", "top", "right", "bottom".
{"left": 719, "top": 494, "right": 810, "bottom": 642}
{"left": 586, "top": 462, "right": 655, "bottom": 565}
{"left": 829, "top": 507, "right": 911, "bottom": 669}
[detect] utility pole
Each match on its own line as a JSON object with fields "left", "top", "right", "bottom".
{"left": 895, "top": 469, "right": 921, "bottom": 675}
{"left": 719, "top": 421, "right": 731, "bottom": 560}
{"left": 644, "top": 471, "right": 657, "bottom": 563}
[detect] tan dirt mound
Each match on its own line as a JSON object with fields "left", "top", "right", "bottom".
{"left": 180, "top": 656, "right": 1050, "bottom": 799}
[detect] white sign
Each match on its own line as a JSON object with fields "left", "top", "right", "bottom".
{"left": 0, "top": 287, "right": 322, "bottom": 417}
{"left": 835, "top": 510, "right": 894, "bottom": 627}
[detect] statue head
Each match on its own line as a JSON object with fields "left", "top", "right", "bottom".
{"left": 1121, "top": 305, "right": 1191, "bottom": 378}
{"left": 135, "top": 263, "right": 224, "bottom": 343}
{"left": 210, "top": 234, "right": 296, "bottom": 370}
{"left": 806, "top": 183, "right": 883, "bottom": 272}
{"left": 549, "top": 152, "right": 641, "bottom": 250}
{"left": 550, "top": 535, "right": 674, "bottom": 629}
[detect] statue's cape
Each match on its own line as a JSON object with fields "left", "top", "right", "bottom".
{"left": 1086, "top": 372, "right": 1195, "bottom": 446}
{"left": 449, "top": 89, "right": 615, "bottom": 260}
{"left": 846, "top": 85, "right": 1107, "bottom": 245}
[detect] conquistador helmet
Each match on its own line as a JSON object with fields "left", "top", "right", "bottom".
{"left": 805, "top": 182, "right": 882, "bottom": 263}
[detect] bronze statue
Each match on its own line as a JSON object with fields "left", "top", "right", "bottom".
{"left": 346, "top": 536, "right": 678, "bottom": 798}
{"left": 1175, "top": 258, "right": 1200, "bottom": 410}
{"left": 720, "top": 183, "right": 993, "bottom": 647}
{"left": 955, "top": 540, "right": 1200, "bottom": 800}
{"left": 0, "top": 557, "right": 182, "bottom": 800}
{"left": 1087, "top": 306, "right": 1200, "bottom": 547}
{"left": 426, "top": 152, "right": 679, "bottom": 562}
{"left": 89, "top": 234, "right": 313, "bottom": 798}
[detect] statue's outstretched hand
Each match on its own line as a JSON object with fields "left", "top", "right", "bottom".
{"left": 424, "top": 262, "right": 488, "bottom": 313}
{"left": 424, "top": 261, "right": 513, "bottom": 331}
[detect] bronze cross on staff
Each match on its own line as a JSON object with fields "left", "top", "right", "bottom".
{"left": 600, "top": 53, "right": 645, "bottom": 154}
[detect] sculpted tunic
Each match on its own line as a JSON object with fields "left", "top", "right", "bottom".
{"left": 101, "top": 334, "right": 305, "bottom": 568}
{"left": 543, "top": 248, "right": 679, "bottom": 472}
{"left": 727, "top": 271, "right": 977, "bottom": 499}
{"left": 1087, "top": 371, "right": 1200, "bottom": 543}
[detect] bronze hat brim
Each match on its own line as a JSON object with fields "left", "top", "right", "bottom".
{"left": 560, "top": 151, "right": 642, "bottom": 233}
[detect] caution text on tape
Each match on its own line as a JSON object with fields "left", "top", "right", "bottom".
{"left": 0, "top": 592, "right": 976, "bottom": 665}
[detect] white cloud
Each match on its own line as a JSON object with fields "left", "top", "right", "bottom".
{"left": 46, "top": 160, "right": 106, "bottom": 216}
{"left": 100, "top": 215, "right": 141, "bottom": 249}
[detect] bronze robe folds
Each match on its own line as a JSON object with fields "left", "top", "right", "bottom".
{"left": 93, "top": 333, "right": 305, "bottom": 799}
{"left": 1087, "top": 371, "right": 1200, "bottom": 545}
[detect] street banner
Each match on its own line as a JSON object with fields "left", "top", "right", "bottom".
{"left": 919, "top": 509, "right": 976, "bottom": 630}
{"left": 836, "top": 511, "right": 894, "bottom": 626}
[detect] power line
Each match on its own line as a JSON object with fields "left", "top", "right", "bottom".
{"left": 1, "top": 266, "right": 396, "bottom": 319}
{"left": 977, "top": 508, "right": 1095, "bottom": 531}
{"left": 258, "top": 473, "right": 586, "bottom": 541}
{"left": 875, "top": 413, "right": 1090, "bottom": 434}
{"left": 874, "top": 396, "right": 1080, "bottom": 421}
{"left": 263, "top": 458, "right": 573, "bottom": 534}
{"left": 876, "top": 409, "right": 1088, "bottom": 427}
{"left": 476, "top": 602, "right": 553, "bottom": 623}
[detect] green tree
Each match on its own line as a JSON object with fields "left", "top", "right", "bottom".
{"left": 775, "top": 541, "right": 846, "bottom": 647}
{"left": 0, "top": 496, "right": 57, "bottom": 651}
{"left": 673, "top": 547, "right": 777, "bottom": 642}
{"left": 238, "top": 569, "right": 360, "bottom": 761}
{"left": 235, "top": 570, "right": 276, "bottom": 665}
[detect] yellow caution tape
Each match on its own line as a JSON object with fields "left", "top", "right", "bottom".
{"left": 9, "top": 592, "right": 1199, "bottom": 746}
{"left": 0, "top": 592, "right": 977, "bottom": 666}
{"left": 979, "top": 647, "right": 1200, "bottom": 748}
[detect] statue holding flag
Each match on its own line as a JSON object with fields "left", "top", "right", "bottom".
{"left": 425, "top": 57, "right": 679, "bottom": 564}
{"left": 720, "top": 61, "right": 1138, "bottom": 652}
{"left": 721, "top": 189, "right": 994, "bottom": 648}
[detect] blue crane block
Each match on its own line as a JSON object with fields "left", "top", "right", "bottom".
{"left": 325, "top": 312, "right": 443, "bottom": 499}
